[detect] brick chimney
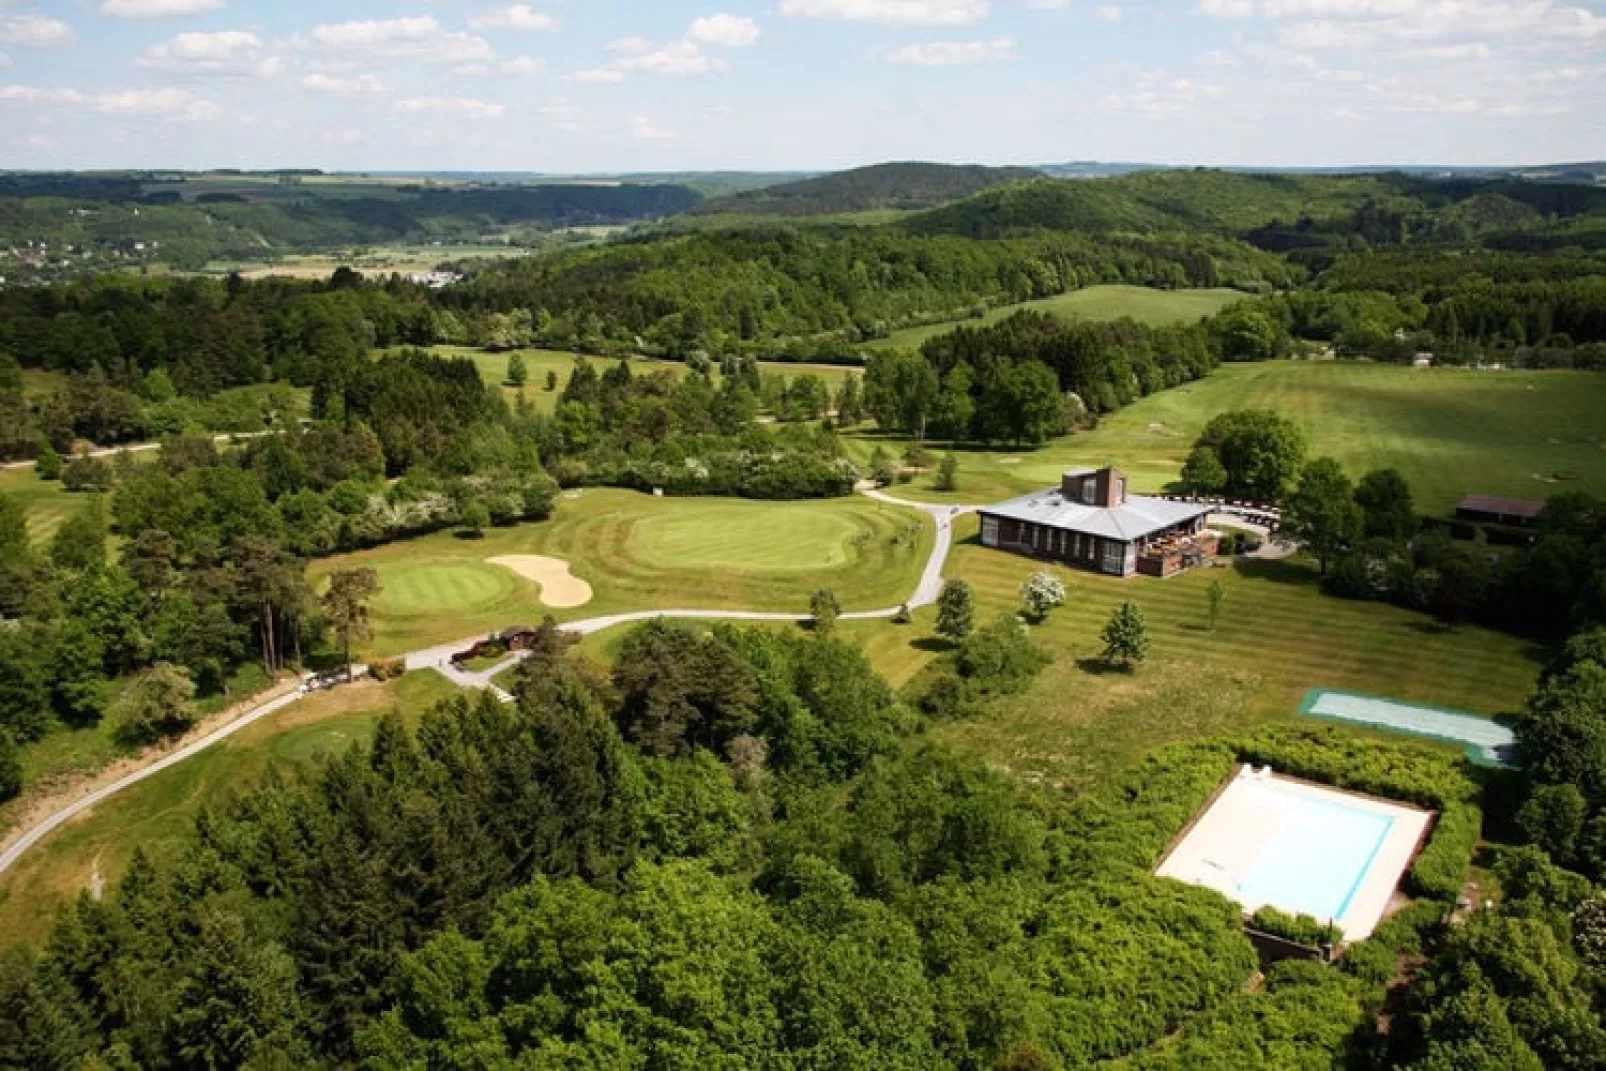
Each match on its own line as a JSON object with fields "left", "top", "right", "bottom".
{"left": 1094, "top": 467, "right": 1126, "bottom": 508}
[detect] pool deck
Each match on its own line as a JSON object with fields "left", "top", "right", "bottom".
{"left": 1155, "top": 765, "right": 1434, "bottom": 941}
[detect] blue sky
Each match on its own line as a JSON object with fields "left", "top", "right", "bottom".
{"left": 0, "top": 0, "right": 1602, "bottom": 171}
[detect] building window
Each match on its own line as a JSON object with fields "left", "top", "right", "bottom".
{"left": 981, "top": 517, "right": 998, "bottom": 546}
{"left": 1080, "top": 479, "right": 1096, "bottom": 505}
{"left": 1117, "top": 478, "right": 1126, "bottom": 503}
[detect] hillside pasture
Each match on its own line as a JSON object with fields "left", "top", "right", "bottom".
{"left": 862, "top": 285, "right": 1248, "bottom": 353}
{"left": 851, "top": 362, "right": 1606, "bottom": 515}
{"left": 306, "top": 488, "right": 933, "bottom": 656}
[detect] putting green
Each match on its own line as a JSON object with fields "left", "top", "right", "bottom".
{"left": 625, "top": 507, "right": 864, "bottom": 572}
{"left": 369, "top": 560, "right": 520, "bottom": 618}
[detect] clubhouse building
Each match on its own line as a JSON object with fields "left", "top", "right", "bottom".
{"left": 978, "top": 466, "right": 1218, "bottom": 578}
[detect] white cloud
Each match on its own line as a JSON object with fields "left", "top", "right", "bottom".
{"left": 577, "top": 16, "right": 758, "bottom": 82}
{"left": 466, "top": 5, "right": 557, "bottom": 32}
{"left": 0, "top": 15, "right": 76, "bottom": 48}
{"left": 136, "top": 31, "right": 272, "bottom": 75}
{"left": 539, "top": 95, "right": 581, "bottom": 130}
{"left": 502, "top": 55, "right": 546, "bottom": 73}
{"left": 303, "top": 16, "right": 495, "bottom": 65}
{"left": 0, "top": 52, "right": 9, "bottom": 70}
{"left": 1102, "top": 71, "right": 1223, "bottom": 118}
{"left": 1025, "top": 0, "right": 1070, "bottom": 8}
{"left": 0, "top": 84, "right": 220, "bottom": 121}
{"left": 631, "top": 115, "right": 676, "bottom": 140}
{"left": 320, "top": 127, "right": 363, "bottom": 144}
{"left": 887, "top": 37, "right": 1015, "bottom": 64}
{"left": 1198, "top": 0, "right": 1254, "bottom": 15}
{"left": 1097, "top": 4, "right": 1123, "bottom": 19}
{"left": 779, "top": 0, "right": 990, "bottom": 25}
{"left": 99, "top": 0, "right": 225, "bottom": 18}
{"left": 301, "top": 72, "right": 384, "bottom": 96}
{"left": 687, "top": 14, "right": 762, "bottom": 46}
{"left": 394, "top": 96, "right": 505, "bottom": 119}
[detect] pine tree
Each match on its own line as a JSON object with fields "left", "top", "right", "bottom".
{"left": 506, "top": 353, "right": 528, "bottom": 387}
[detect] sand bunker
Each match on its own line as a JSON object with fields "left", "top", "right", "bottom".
{"left": 488, "top": 555, "right": 594, "bottom": 608}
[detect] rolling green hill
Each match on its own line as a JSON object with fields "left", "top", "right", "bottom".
{"left": 905, "top": 169, "right": 1606, "bottom": 246}
{"left": 0, "top": 178, "right": 702, "bottom": 277}
{"left": 689, "top": 161, "right": 1043, "bottom": 218}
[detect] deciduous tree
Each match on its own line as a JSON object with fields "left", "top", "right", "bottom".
{"left": 936, "top": 579, "right": 976, "bottom": 643}
{"left": 1283, "top": 458, "right": 1363, "bottom": 575}
{"left": 1101, "top": 601, "right": 1150, "bottom": 670}
{"left": 810, "top": 589, "right": 841, "bottom": 636}
{"left": 112, "top": 662, "right": 197, "bottom": 744}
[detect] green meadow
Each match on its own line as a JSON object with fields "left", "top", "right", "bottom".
{"left": 861, "top": 285, "right": 1248, "bottom": 353}
{"left": 883, "top": 516, "right": 1542, "bottom": 791}
{"left": 849, "top": 361, "right": 1606, "bottom": 515}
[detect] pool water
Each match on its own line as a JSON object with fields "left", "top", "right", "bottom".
{"left": 1236, "top": 787, "right": 1395, "bottom": 924}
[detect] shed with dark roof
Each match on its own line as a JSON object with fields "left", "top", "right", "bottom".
{"left": 1455, "top": 495, "right": 1546, "bottom": 528}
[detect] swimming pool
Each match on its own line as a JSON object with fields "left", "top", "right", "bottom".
{"left": 1234, "top": 787, "right": 1395, "bottom": 924}
{"left": 1155, "top": 767, "right": 1433, "bottom": 939}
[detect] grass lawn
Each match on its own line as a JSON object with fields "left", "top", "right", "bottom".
{"left": 862, "top": 285, "right": 1249, "bottom": 354}
{"left": 0, "top": 671, "right": 462, "bottom": 946}
{"left": 306, "top": 488, "right": 933, "bottom": 657}
{"left": 0, "top": 468, "right": 93, "bottom": 547}
{"left": 865, "top": 516, "right": 1544, "bottom": 791}
{"left": 849, "top": 362, "right": 1606, "bottom": 516}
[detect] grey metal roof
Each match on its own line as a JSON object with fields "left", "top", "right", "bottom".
{"left": 979, "top": 488, "right": 1213, "bottom": 542}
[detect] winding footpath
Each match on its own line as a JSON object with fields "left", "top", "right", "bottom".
{"left": 0, "top": 488, "right": 971, "bottom": 878}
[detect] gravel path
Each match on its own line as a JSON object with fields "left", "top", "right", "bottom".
{"left": 0, "top": 488, "right": 974, "bottom": 876}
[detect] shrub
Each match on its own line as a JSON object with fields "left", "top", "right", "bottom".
{"left": 955, "top": 613, "right": 1050, "bottom": 696}
{"left": 367, "top": 658, "right": 407, "bottom": 682}
{"left": 1249, "top": 905, "right": 1339, "bottom": 947}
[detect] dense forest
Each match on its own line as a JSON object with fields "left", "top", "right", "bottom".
{"left": 687, "top": 161, "right": 1044, "bottom": 217}
{"left": 0, "top": 602, "right": 1546, "bottom": 1069}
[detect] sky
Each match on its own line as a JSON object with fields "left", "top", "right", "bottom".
{"left": 0, "top": 0, "right": 1602, "bottom": 171}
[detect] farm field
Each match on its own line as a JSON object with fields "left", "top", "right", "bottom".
{"left": 0, "top": 671, "right": 461, "bottom": 946}
{"left": 204, "top": 243, "right": 525, "bottom": 279}
{"left": 306, "top": 488, "right": 933, "bottom": 657}
{"left": 861, "top": 285, "right": 1248, "bottom": 353}
{"left": 863, "top": 516, "right": 1544, "bottom": 790}
{"left": 849, "top": 361, "right": 1606, "bottom": 515}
